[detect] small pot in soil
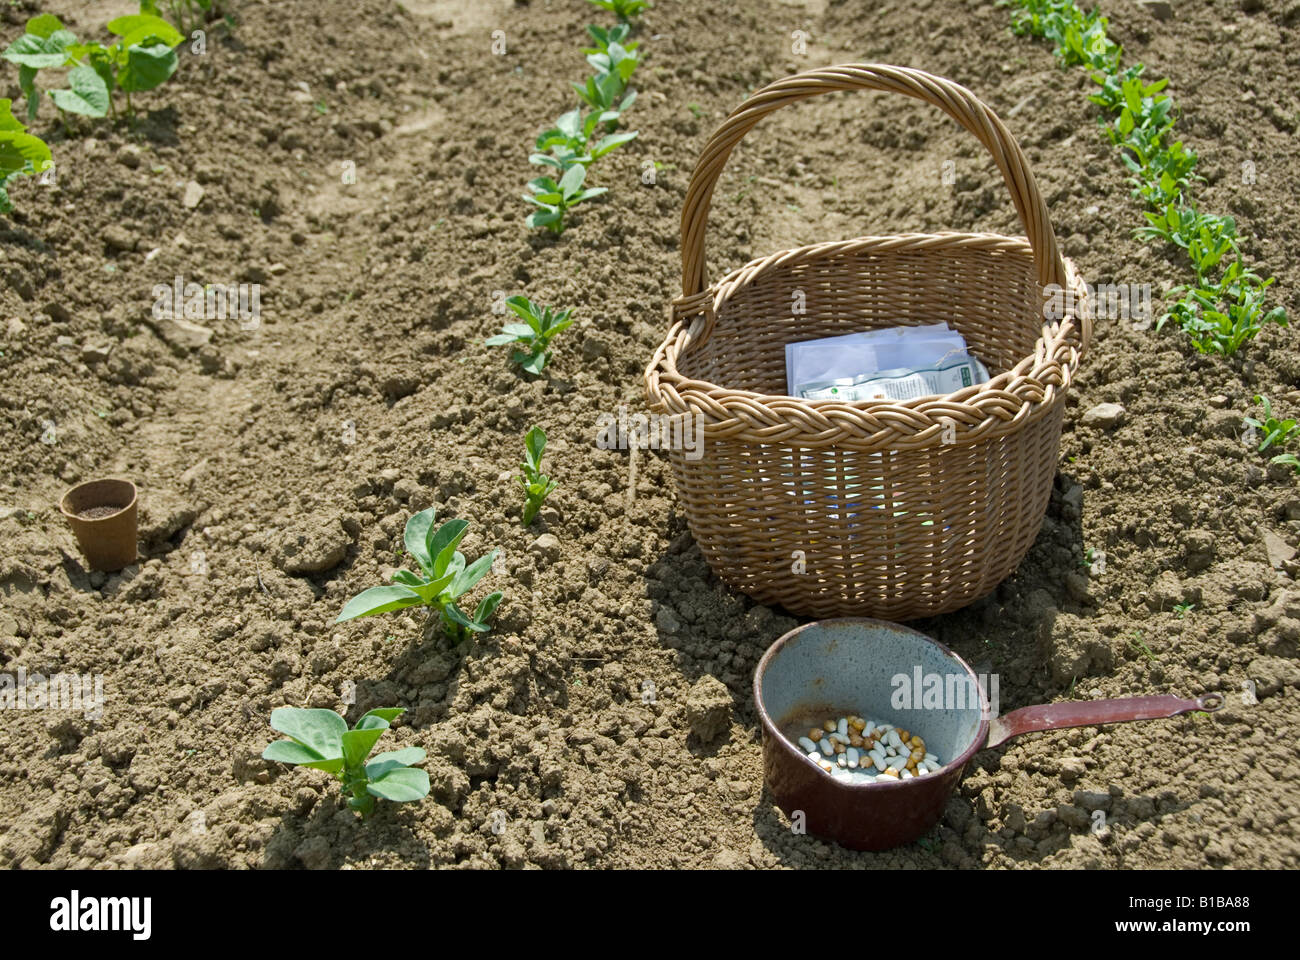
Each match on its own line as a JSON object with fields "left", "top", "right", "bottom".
{"left": 60, "top": 479, "right": 139, "bottom": 572}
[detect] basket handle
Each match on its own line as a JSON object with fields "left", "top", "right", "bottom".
{"left": 680, "top": 63, "right": 1070, "bottom": 297}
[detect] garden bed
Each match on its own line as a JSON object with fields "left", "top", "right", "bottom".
{"left": 0, "top": 0, "right": 1297, "bottom": 869}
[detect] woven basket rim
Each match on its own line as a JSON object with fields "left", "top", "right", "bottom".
{"left": 645, "top": 233, "right": 1089, "bottom": 450}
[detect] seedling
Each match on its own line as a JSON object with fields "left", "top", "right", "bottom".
{"left": 584, "top": 23, "right": 639, "bottom": 56}
{"left": 519, "top": 426, "right": 558, "bottom": 525}
{"left": 584, "top": 39, "right": 639, "bottom": 88}
{"left": 531, "top": 107, "right": 637, "bottom": 174}
{"left": 1172, "top": 602, "right": 1195, "bottom": 618}
{"left": 522, "top": 163, "right": 608, "bottom": 235}
{"left": 262, "top": 707, "right": 428, "bottom": 819}
{"left": 0, "top": 98, "right": 53, "bottom": 213}
{"left": 336, "top": 507, "right": 503, "bottom": 644}
{"left": 485, "top": 296, "right": 574, "bottom": 374}
{"left": 587, "top": 0, "right": 651, "bottom": 20}
{"left": 1243, "top": 395, "right": 1299, "bottom": 453}
{"left": 3, "top": 12, "right": 184, "bottom": 124}
{"left": 572, "top": 71, "right": 637, "bottom": 130}
{"left": 1128, "top": 631, "right": 1157, "bottom": 663}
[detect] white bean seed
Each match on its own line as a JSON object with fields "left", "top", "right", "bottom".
{"left": 807, "top": 751, "right": 821, "bottom": 762}
{"left": 846, "top": 747, "right": 859, "bottom": 768}
{"left": 799, "top": 736, "right": 818, "bottom": 753}
{"left": 901, "top": 769, "right": 914, "bottom": 780}
{"left": 819, "top": 738, "right": 834, "bottom": 756}
{"left": 838, "top": 718, "right": 848, "bottom": 737}
{"left": 887, "top": 754, "right": 908, "bottom": 771}
{"left": 924, "top": 753, "right": 938, "bottom": 764}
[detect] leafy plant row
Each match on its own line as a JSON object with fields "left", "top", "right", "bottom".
{"left": 523, "top": 0, "right": 650, "bottom": 235}
{"left": 263, "top": 426, "right": 561, "bottom": 818}
{"left": 1004, "top": 0, "right": 1286, "bottom": 355}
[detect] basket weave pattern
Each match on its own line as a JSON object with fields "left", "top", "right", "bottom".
{"left": 645, "top": 65, "right": 1090, "bottom": 619}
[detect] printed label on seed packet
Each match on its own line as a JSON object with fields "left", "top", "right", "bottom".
{"left": 799, "top": 356, "right": 989, "bottom": 402}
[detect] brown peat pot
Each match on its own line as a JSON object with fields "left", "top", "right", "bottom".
{"left": 60, "top": 478, "right": 139, "bottom": 572}
{"left": 754, "top": 618, "right": 1223, "bottom": 851}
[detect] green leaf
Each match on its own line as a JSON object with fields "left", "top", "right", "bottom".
{"left": 0, "top": 100, "right": 25, "bottom": 132}
{"left": 451, "top": 550, "right": 496, "bottom": 596}
{"left": 341, "top": 727, "right": 386, "bottom": 768}
{"left": 591, "top": 131, "right": 637, "bottom": 158}
{"left": 443, "top": 602, "right": 477, "bottom": 630}
{"left": 520, "top": 350, "right": 547, "bottom": 374}
{"left": 403, "top": 507, "right": 437, "bottom": 576}
{"left": 429, "top": 519, "right": 469, "bottom": 576}
{"left": 366, "top": 766, "right": 430, "bottom": 802}
{"left": 262, "top": 738, "right": 326, "bottom": 766}
{"left": 0, "top": 129, "right": 52, "bottom": 175}
{"left": 486, "top": 332, "right": 523, "bottom": 346}
{"left": 2, "top": 32, "right": 72, "bottom": 69}
{"left": 107, "top": 14, "right": 185, "bottom": 48}
{"left": 117, "top": 42, "right": 178, "bottom": 93}
{"left": 525, "top": 425, "right": 546, "bottom": 464}
{"left": 526, "top": 208, "right": 563, "bottom": 231}
{"left": 25, "top": 14, "right": 66, "bottom": 40}
{"left": 570, "top": 187, "right": 608, "bottom": 204}
{"left": 555, "top": 108, "right": 582, "bottom": 139}
{"left": 355, "top": 708, "right": 405, "bottom": 730}
{"left": 474, "top": 591, "right": 504, "bottom": 624}
{"left": 391, "top": 568, "right": 423, "bottom": 588}
{"left": 48, "top": 65, "right": 110, "bottom": 118}
{"left": 269, "top": 707, "right": 347, "bottom": 759}
{"left": 335, "top": 584, "right": 424, "bottom": 622}
{"left": 365, "top": 747, "right": 426, "bottom": 781}
{"left": 559, "top": 163, "right": 587, "bottom": 199}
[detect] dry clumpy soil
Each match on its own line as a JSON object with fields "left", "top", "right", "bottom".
{"left": 1, "top": 0, "right": 1298, "bottom": 869}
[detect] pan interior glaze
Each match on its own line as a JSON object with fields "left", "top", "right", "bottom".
{"left": 758, "top": 618, "right": 987, "bottom": 775}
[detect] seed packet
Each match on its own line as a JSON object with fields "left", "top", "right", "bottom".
{"left": 785, "top": 323, "right": 989, "bottom": 401}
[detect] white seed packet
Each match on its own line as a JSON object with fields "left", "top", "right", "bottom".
{"left": 785, "top": 323, "right": 989, "bottom": 401}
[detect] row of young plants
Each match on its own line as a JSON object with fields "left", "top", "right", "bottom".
{"left": 262, "top": 427, "right": 560, "bottom": 817}
{"left": 0, "top": 4, "right": 204, "bottom": 212}
{"left": 523, "top": 0, "right": 650, "bottom": 235}
{"left": 1003, "top": 0, "right": 1287, "bottom": 355}
{"left": 268, "top": 6, "right": 624, "bottom": 814}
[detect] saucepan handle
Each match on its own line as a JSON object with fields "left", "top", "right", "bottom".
{"left": 985, "top": 693, "right": 1223, "bottom": 749}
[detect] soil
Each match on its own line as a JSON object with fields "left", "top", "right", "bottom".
{"left": 1, "top": 0, "right": 1298, "bottom": 870}
{"left": 76, "top": 505, "right": 128, "bottom": 520}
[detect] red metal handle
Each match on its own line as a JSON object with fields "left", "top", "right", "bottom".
{"left": 985, "top": 693, "right": 1223, "bottom": 749}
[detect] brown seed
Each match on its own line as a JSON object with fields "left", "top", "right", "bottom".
{"left": 810, "top": 729, "right": 822, "bottom": 742}
{"left": 824, "top": 720, "right": 836, "bottom": 732}
{"left": 906, "top": 758, "right": 916, "bottom": 770}
{"left": 883, "top": 768, "right": 899, "bottom": 778}
{"left": 850, "top": 718, "right": 865, "bottom": 731}
{"left": 898, "top": 729, "right": 910, "bottom": 742}
{"left": 910, "top": 736, "right": 923, "bottom": 749}
{"left": 834, "top": 742, "right": 846, "bottom": 754}
{"left": 849, "top": 734, "right": 863, "bottom": 747}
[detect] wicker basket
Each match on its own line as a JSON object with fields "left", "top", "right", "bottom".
{"left": 644, "top": 64, "right": 1091, "bottom": 620}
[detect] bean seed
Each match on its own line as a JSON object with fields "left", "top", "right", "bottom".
{"left": 849, "top": 734, "right": 863, "bottom": 747}
{"left": 810, "top": 729, "right": 823, "bottom": 742}
{"left": 887, "top": 754, "right": 907, "bottom": 771}
{"left": 799, "top": 736, "right": 819, "bottom": 753}
{"left": 846, "top": 747, "right": 860, "bottom": 768}
{"left": 819, "top": 738, "right": 834, "bottom": 756}
{"left": 924, "top": 753, "right": 938, "bottom": 764}
{"left": 834, "top": 742, "right": 846, "bottom": 754}
{"left": 837, "top": 718, "right": 849, "bottom": 737}
{"left": 837, "top": 753, "right": 848, "bottom": 768}
{"left": 824, "top": 720, "right": 836, "bottom": 732}
{"left": 901, "top": 769, "right": 914, "bottom": 780}
{"left": 851, "top": 718, "right": 866, "bottom": 732}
